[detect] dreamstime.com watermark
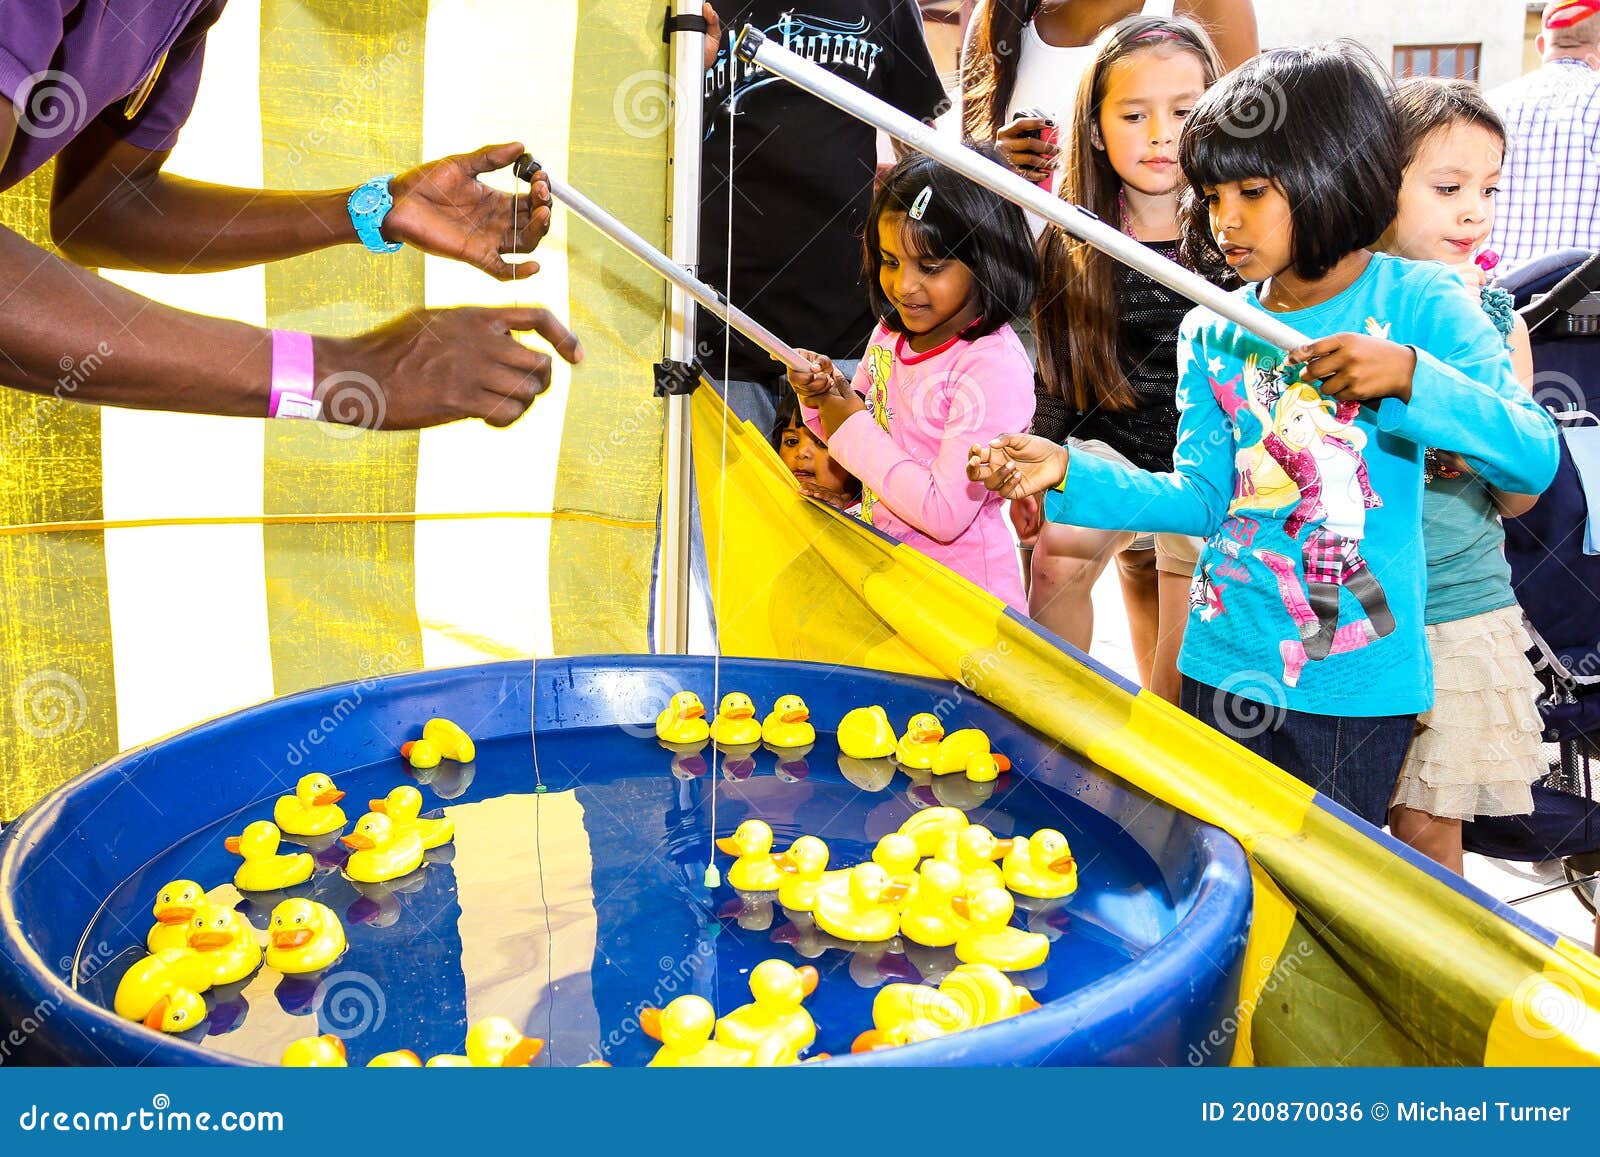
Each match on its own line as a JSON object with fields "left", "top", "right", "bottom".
{"left": 283, "top": 642, "right": 415, "bottom": 768}
{"left": 12, "top": 668, "right": 89, "bottom": 741}
{"left": 283, "top": 40, "right": 416, "bottom": 168}
{"left": 1187, "top": 940, "right": 1316, "bottom": 1066}
{"left": 0, "top": 941, "right": 117, "bottom": 1066}
{"left": 5, "top": 341, "right": 114, "bottom": 454}
{"left": 586, "top": 939, "right": 717, "bottom": 1062}
{"left": 0, "top": 996, "right": 59, "bottom": 1067}
{"left": 15, "top": 1095, "right": 283, "bottom": 1134}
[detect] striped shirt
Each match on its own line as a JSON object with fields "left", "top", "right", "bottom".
{"left": 1487, "top": 58, "right": 1600, "bottom": 267}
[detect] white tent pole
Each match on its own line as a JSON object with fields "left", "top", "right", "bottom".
{"left": 733, "top": 25, "right": 1312, "bottom": 353}
{"left": 660, "top": 0, "right": 706, "bottom": 656}
{"left": 526, "top": 167, "right": 809, "bottom": 371}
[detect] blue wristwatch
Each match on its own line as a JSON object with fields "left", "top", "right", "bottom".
{"left": 348, "top": 175, "right": 402, "bottom": 254}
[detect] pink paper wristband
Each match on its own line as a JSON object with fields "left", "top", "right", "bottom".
{"left": 269, "top": 329, "right": 321, "bottom": 420}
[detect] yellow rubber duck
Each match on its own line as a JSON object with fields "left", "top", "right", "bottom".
{"left": 144, "top": 988, "right": 208, "bottom": 1034}
{"left": 642, "top": 996, "right": 797, "bottom": 1067}
{"left": 710, "top": 692, "right": 762, "bottom": 746}
{"left": 714, "top": 960, "right": 819, "bottom": 1056}
{"left": 930, "top": 728, "right": 1009, "bottom": 782}
{"left": 716, "top": 819, "right": 784, "bottom": 892}
{"left": 402, "top": 717, "right": 476, "bottom": 770}
{"left": 146, "top": 880, "right": 204, "bottom": 953}
{"left": 426, "top": 1016, "right": 545, "bottom": 1067}
{"left": 894, "top": 712, "right": 945, "bottom": 769}
{"left": 272, "top": 772, "right": 347, "bottom": 837}
{"left": 854, "top": 962, "right": 1039, "bottom": 1051}
{"left": 225, "top": 820, "right": 313, "bottom": 893}
{"left": 938, "top": 962, "right": 1040, "bottom": 1024}
{"left": 114, "top": 947, "right": 213, "bottom": 1030}
{"left": 837, "top": 706, "right": 897, "bottom": 759}
{"left": 774, "top": 835, "right": 831, "bottom": 912}
{"left": 852, "top": 1014, "right": 955, "bottom": 1051}
{"left": 265, "top": 898, "right": 347, "bottom": 974}
{"left": 760, "top": 694, "right": 815, "bottom": 748}
{"left": 368, "top": 785, "right": 454, "bottom": 850}
{"left": 186, "top": 903, "right": 262, "bottom": 986}
{"left": 872, "top": 832, "right": 922, "bottom": 894}
{"left": 1003, "top": 828, "right": 1079, "bottom": 899}
{"left": 341, "top": 812, "right": 424, "bottom": 884}
{"left": 281, "top": 1034, "right": 348, "bottom": 1067}
{"left": 856, "top": 982, "right": 968, "bottom": 1052}
{"left": 898, "top": 806, "right": 969, "bottom": 858}
{"left": 814, "top": 863, "right": 909, "bottom": 943}
{"left": 817, "top": 831, "right": 922, "bottom": 899}
{"left": 936, "top": 824, "right": 1014, "bottom": 896}
{"left": 952, "top": 887, "right": 1049, "bottom": 972}
{"left": 367, "top": 1050, "right": 424, "bottom": 1067}
{"left": 655, "top": 691, "right": 710, "bottom": 744}
{"left": 898, "top": 859, "right": 969, "bottom": 948}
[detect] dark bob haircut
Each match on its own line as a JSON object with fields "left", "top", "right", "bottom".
{"left": 1179, "top": 40, "right": 1401, "bottom": 282}
{"left": 863, "top": 145, "right": 1038, "bottom": 339}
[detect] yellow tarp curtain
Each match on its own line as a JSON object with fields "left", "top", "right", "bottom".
{"left": 691, "top": 386, "right": 1600, "bottom": 1066}
{"left": 0, "top": 0, "right": 668, "bottom": 821}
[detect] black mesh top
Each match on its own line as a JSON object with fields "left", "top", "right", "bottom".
{"left": 1033, "top": 239, "right": 1190, "bottom": 474}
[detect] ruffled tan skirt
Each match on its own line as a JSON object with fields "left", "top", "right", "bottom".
{"left": 1392, "top": 605, "right": 1547, "bottom": 820}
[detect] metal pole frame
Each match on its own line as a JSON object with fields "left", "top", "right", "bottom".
{"left": 733, "top": 26, "right": 1313, "bottom": 354}
{"left": 660, "top": 2, "right": 705, "bottom": 657}
{"left": 532, "top": 168, "right": 810, "bottom": 371}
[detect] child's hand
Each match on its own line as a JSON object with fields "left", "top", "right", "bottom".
{"left": 1284, "top": 333, "right": 1418, "bottom": 404}
{"left": 967, "top": 434, "right": 1069, "bottom": 500}
{"left": 785, "top": 349, "right": 848, "bottom": 407}
{"left": 1008, "top": 494, "right": 1043, "bottom": 545}
{"left": 797, "top": 479, "right": 857, "bottom": 510}
{"left": 1458, "top": 261, "right": 1488, "bottom": 291}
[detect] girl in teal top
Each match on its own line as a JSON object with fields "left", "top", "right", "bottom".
{"left": 1381, "top": 78, "right": 1547, "bottom": 873}
{"left": 968, "top": 42, "right": 1559, "bottom": 828}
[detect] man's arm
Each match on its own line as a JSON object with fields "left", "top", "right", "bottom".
{"left": 1183, "top": 0, "right": 1260, "bottom": 73}
{"left": 48, "top": 122, "right": 552, "bottom": 281}
{"left": 0, "top": 108, "right": 579, "bottom": 428}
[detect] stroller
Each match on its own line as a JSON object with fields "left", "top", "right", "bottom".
{"left": 1463, "top": 249, "right": 1600, "bottom": 913}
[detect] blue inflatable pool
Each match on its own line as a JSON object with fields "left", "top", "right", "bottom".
{"left": 0, "top": 655, "right": 1251, "bottom": 1066}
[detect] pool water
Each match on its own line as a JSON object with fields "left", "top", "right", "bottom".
{"left": 74, "top": 726, "right": 1177, "bottom": 1066}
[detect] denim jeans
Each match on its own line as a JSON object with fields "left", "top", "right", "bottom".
{"left": 1181, "top": 676, "right": 1417, "bottom": 827}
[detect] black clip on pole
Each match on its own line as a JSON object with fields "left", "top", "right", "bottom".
{"left": 662, "top": 7, "right": 711, "bottom": 42}
{"left": 511, "top": 154, "right": 706, "bottom": 397}
{"left": 654, "top": 359, "right": 706, "bottom": 398}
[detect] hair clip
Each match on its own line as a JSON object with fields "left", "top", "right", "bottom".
{"left": 909, "top": 186, "right": 933, "bottom": 221}
{"left": 1133, "top": 28, "right": 1182, "bottom": 42}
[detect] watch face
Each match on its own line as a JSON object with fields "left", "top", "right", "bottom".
{"left": 351, "top": 185, "right": 386, "bottom": 214}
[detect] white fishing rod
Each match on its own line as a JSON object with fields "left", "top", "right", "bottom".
{"left": 513, "top": 155, "right": 811, "bottom": 374}
{"left": 730, "top": 26, "right": 1311, "bottom": 354}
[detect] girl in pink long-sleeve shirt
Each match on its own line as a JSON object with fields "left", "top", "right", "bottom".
{"left": 787, "top": 149, "right": 1039, "bottom": 610}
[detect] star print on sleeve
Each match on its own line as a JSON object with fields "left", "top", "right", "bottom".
{"left": 1207, "top": 356, "right": 1225, "bottom": 376}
